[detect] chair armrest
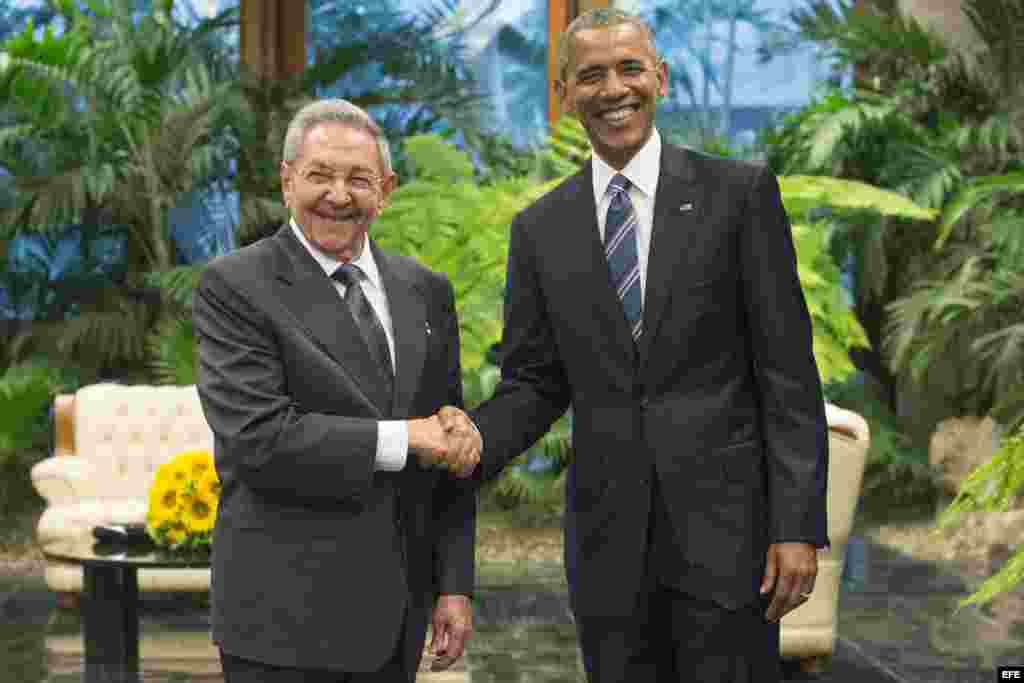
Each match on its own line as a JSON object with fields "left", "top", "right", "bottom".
{"left": 53, "top": 393, "right": 75, "bottom": 458}
{"left": 825, "top": 403, "right": 870, "bottom": 443}
{"left": 31, "top": 455, "right": 103, "bottom": 505}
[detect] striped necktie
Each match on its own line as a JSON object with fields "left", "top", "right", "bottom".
{"left": 604, "top": 174, "right": 642, "bottom": 342}
{"left": 332, "top": 263, "right": 395, "bottom": 393}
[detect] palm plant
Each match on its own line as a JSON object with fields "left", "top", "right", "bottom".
{"left": 773, "top": 0, "right": 1024, "bottom": 606}
{"left": 766, "top": 0, "right": 1024, "bottom": 417}
{"left": 0, "top": 0, "right": 236, "bottom": 379}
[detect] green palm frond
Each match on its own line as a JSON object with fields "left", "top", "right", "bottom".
{"left": 147, "top": 313, "right": 197, "bottom": 387}
{"left": 791, "top": 220, "right": 868, "bottom": 384}
{"left": 939, "top": 431, "right": 1024, "bottom": 524}
{"left": 880, "top": 141, "right": 962, "bottom": 210}
{"left": 806, "top": 99, "right": 887, "bottom": 173}
{"left": 143, "top": 265, "right": 204, "bottom": 309}
{"left": 59, "top": 301, "right": 150, "bottom": 365}
{"left": 938, "top": 172, "right": 1024, "bottom": 249}
{"left": 962, "top": 0, "right": 1024, "bottom": 98}
{"left": 972, "top": 316, "right": 1024, "bottom": 398}
{"left": 938, "top": 426, "right": 1024, "bottom": 610}
{"left": 955, "top": 111, "right": 1024, "bottom": 169}
{"left": 489, "top": 457, "right": 563, "bottom": 507}
{"left": 956, "top": 547, "right": 1024, "bottom": 611}
{"left": 779, "top": 175, "right": 938, "bottom": 222}
{"left": 789, "top": 0, "right": 945, "bottom": 76}
{"left": 541, "top": 116, "right": 591, "bottom": 175}
{"left": 992, "top": 383, "right": 1024, "bottom": 434}
{"left": 883, "top": 256, "right": 990, "bottom": 380}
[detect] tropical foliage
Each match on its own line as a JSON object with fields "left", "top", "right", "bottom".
{"left": 0, "top": 0, "right": 494, "bottom": 384}
{"left": 0, "top": 0, "right": 236, "bottom": 381}
{"left": 0, "top": 359, "right": 77, "bottom": 516}
{"left": 772, "top": 0, "right": 1024, "bottom": 603}
{"left": 938, "top": 427, "right": 1024, "bottom": 610}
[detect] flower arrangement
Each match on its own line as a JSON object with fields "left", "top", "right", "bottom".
{"left": 146, "top": 449, "right": 220, "bottom": 551}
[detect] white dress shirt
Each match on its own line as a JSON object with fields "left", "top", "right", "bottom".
{"left": 289, "top": 220, "right": 408, "bottom": 471}
{"left": 591, "top": 128, "right": 662, "bottom": 302}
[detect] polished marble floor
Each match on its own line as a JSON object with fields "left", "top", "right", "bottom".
{"left": 2, "top": 537, "right": 1022, "bottom": 682}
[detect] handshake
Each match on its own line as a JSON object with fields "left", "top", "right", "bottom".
{"left": 407, "top": 406, "right": 482, "bottom": 478}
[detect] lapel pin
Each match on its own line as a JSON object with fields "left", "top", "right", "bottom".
{"left": 679, "top": 202, "right": 695, "bottom": 212}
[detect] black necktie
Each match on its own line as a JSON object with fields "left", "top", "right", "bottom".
{"left": 331, "top": 263, "right": 394, "bottom": 394}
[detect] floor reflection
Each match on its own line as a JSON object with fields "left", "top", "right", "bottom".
{"left": 1, "top": 537, "right": 1021, "bottom": 683}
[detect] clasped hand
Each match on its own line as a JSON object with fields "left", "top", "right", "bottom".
{"left": 408, "top": 407, "right": 481, "bottom": 478}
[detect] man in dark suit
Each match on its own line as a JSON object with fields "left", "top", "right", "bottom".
{"left": 193, "top": 99, "right": 478, "bottom": 682}
{"left": 441, "top": 8, "right": 829, "bottom": 682}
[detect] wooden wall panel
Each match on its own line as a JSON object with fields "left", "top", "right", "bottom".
{"left": 240, "top": 0, "right": 307, "bottom": 82}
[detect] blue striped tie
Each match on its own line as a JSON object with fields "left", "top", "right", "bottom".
{"left": 605, "top": 174, "right": 642, "bottom": 342}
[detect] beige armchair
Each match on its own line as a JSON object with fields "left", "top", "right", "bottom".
{"left": 780, "top": 402, "right": 871, "bottom": 672}
{"left": 31, "top": 383, "right": 213, "bottom": 597}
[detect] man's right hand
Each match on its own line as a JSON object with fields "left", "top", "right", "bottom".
{"left": 407, "top": 415, "right": 479, "bottom": 477}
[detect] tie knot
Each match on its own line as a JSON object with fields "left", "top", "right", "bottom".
{"left": 608, "top": 174, "right": 631, "bottom": 196}
{"left": 331, "top": 263, "right": 362, "bottom": 286}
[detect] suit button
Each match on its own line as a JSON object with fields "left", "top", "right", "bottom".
{"left": 639, "top": 397, "right": 649, "bottom": 408}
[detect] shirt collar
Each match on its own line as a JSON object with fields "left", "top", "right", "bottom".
{"left": 592, "top": 128, "right": 661, "bottom": 201}
{"left": 289, "top": 218, "right": 383, "bottom": 291}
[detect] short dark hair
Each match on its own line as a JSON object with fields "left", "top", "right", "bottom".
{"left": 557, "top": 9, "right": 659, "bottom": 81}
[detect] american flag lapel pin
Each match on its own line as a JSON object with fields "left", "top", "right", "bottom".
{"left": 679, "top": 201, "right": 695, "bottom": 212}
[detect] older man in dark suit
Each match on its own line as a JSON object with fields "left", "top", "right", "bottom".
{"left": 194, "top": 98, "right": 477, "bottom": 682}
{"left": 441, "top": 8, "right": 829, "bottom": 682}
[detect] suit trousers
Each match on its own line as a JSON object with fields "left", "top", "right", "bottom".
{"left": 219, "top": 602, "right": 428, "bottom": 683}
{"left": 573, "top": 472, "right": 780, "bottom": 683}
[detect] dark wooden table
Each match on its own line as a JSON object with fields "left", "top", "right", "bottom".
{"left": 41, "top": 538, "right": 211, "bottom": 683}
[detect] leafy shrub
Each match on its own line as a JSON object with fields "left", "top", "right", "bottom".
{"left": 0, "top": 359, "right": 79, "bottom": 517}
{"left": 825, "top": 372, "right": 937, "bottom": 510}
{"left": 938, "top": 425, "right": 1024, "bottom": 609}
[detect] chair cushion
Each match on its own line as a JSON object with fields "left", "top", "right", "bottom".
{"left": 72, "top": 383, "right": 214, "bottom": 499}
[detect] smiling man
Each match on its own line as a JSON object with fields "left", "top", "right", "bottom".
{"left": 439, "top": 8, "right": 830, "bottom": 683}
{"left": 193, "top": 99, "right": 478, "bottom": 682}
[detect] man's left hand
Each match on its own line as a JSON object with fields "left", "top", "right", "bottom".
{"left": 436, "top": 406, "right": 482, "bottom": 478}
{"left": 429, "top": 594, "right": 473, "bottom": 671}
{"left": 760, "top": 542, "right": 817, "bottom": 623}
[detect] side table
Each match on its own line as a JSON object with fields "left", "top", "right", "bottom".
{"left": 41, "top": 538, "right": 211, "bottom": 683}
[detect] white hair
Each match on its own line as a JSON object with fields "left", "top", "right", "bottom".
{"left": 281, "top": 99, "right": 392, "bottom": 173}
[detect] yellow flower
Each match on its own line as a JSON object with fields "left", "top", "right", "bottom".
{"left": 178, "top": 449, "right": 213, "bottom": 480}
{"left": 183, "top": 493, "right": 217, "bottom": 534}
{"left": 153, "top": 461, "right": 179, "bottom": 488}
{"left": 146, "top": 480, "right": 180, "bottom": 532}
{"left": 146, "top": 449, "right": 218, "bottom": 551}
{"left": 164, "top": 520, "right": 188, "bottom": 547}
{"left": 198, "top": 468, "right": 221, "bottom": 500}
{"left": 149, "top": 480, "right": 180, "bottom": 517}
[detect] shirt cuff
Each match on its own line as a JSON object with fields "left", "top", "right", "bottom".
{"left": 376, "top": 421, "right": 409, "bottom": 471}
{"left": 468, "top": 416, "right": 484, "bottom": 453}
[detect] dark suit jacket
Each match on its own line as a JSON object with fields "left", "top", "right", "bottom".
{"left": 472, "top": 143, "right": 829, "bottom": 617}
{"left": 193, "top": 225, "right": 475, "bottom": 672}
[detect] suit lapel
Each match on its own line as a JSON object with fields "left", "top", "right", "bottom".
{"left": 563, "top": 163, "right": 640, "bottom": 366}
{"left": 638, "top": 145, "right": 702, "bottom": 367}
{"left": 372, "top": 244, "right": 427, "bottom": 419}
{"left": 271, "top": 226, "right": 391, "bottom": 413}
